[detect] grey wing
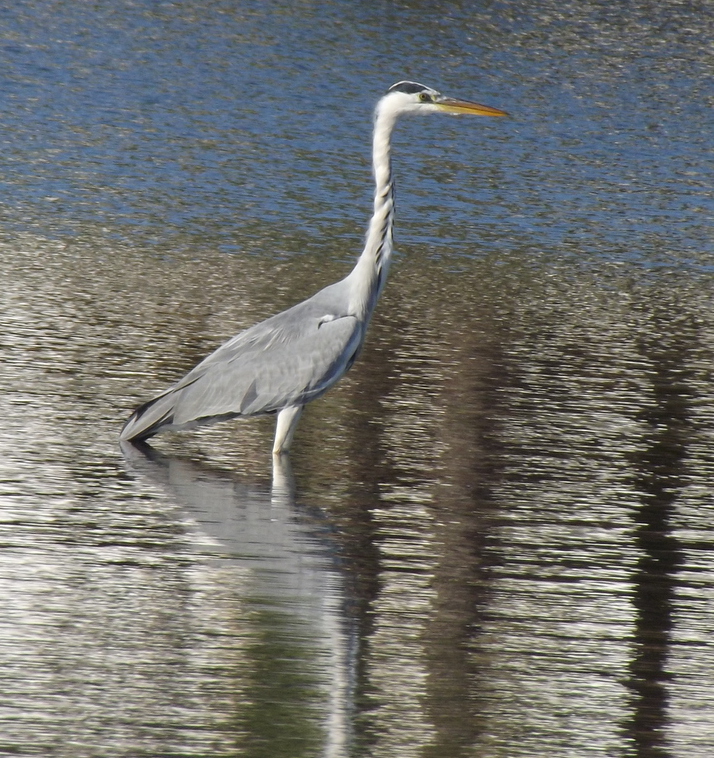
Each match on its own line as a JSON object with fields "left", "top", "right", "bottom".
{"left": 120, "top": 304, "right": 363, "bottom": 440}
{"left": 175, "top": 312, "right": 363, "bottom": 421}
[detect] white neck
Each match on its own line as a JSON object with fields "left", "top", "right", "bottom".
{"left": 347, "top": 100, "right": 399, "bottom": 318}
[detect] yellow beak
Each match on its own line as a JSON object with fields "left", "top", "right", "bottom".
{"left": 435, "top": 97, "right": 508, "bottom": 117}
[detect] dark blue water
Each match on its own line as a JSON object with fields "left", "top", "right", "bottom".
{"left": 1, "top": 1, "right": 713, "bottom": 756}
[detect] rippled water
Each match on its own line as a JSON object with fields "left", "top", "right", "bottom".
{"left": 2, "top": 1, "right": 714, "bottom": 756}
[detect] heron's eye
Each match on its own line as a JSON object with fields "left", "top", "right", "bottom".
{"left": 418, "top": 92, "right": 431, "bottom": 102}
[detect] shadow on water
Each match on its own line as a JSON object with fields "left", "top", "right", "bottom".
{"left": 120, "top": 442, "right": 356, "bottom": 758}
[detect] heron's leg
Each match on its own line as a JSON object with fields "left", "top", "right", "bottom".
{"left": 272, "top": 405, "right": 304, "bottom": 455}
{"left": 271, "top": 453, "right": 296, "bottom": 503}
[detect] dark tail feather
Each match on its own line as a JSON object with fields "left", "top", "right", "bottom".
{"left": 119, "top": 392, "right": 175, "bottom": 442}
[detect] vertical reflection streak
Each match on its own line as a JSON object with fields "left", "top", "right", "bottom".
{"left": 624, "top": 304, "right": 690, "bottom": 757}
{"left": 359, "top": 326, "right": 446, "bottom": 756}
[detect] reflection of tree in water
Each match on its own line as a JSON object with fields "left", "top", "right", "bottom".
{"left": 331, "top": 272, "right": 507, "bottom": 757}
{"left": 625, "top": 303, "right": 692, "bottom": 758}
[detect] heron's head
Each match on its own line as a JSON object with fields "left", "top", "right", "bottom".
{"left": 380, "top": 81, "right": 508, "bottom": 119}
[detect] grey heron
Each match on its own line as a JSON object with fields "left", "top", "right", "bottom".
{"left": 120, "top": 81, "right": 507, "bottom": 454}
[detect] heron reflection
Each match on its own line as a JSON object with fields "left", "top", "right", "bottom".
{"left": 120, "top": 441, "right": 355, "bottom": 756}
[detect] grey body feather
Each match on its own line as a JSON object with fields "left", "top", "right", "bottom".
{"left": 120, "top": 280, "right": 363, "bottom": 442}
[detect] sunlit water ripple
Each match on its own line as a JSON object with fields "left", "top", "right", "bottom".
{"left": 1, "top": 1, "right": 713, "bottom": 756}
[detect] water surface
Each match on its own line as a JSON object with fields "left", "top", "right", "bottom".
{"left": 1, "top": 1, "right": 714, "bottom": 756}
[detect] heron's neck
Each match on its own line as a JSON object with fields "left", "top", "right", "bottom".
{"left": 348, "top": 105, "right": 397, "bottom": 318}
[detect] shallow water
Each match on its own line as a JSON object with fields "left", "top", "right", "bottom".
{"left": 1, "top": 1, "right": 714, "bottom": 756}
